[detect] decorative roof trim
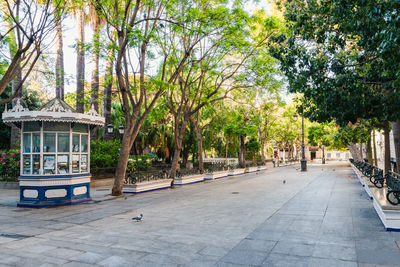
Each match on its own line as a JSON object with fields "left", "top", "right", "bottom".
{"left": 2, "top": 97, "right": 104, "bottom": 127}
{"left": 40, "top": 98, "right": 68, "bottom": 112}
{"left": 85, "top": 104, "right": 100, "bottom": 117}
{"left": 9, "top": 99, "right": 28, "bottom": 113}
{"left": 2, "top": 110, "right": 105, "bottom": 126}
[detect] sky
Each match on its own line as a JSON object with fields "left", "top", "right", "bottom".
{"left": 57, "top": 1, "right": 271, "bottom": 95}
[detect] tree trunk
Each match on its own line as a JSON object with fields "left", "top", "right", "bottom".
{"left": 373, "top": 130, "right": 378, "bottom": 166}
{"left": 90, "top": 23, "right": 101, "bottom": 140}
{"left": 260, "top": 139, "right": 265, "bottom": 164}
{"left": 238, "top": 135, "right": 246, "bottom": 168}
{"left": 3, "top": 7, "right": 22, "bottom": 147}
{"left": 359, "top": 143, "right": 363, "bottom": 160}
{"left": 392, "top": 121, "right": 400, "bottom": 173}
{"left": 170, "top": 118, "right": 188, "bottom": 182}
{"left": 111, "top": 133, "right": 131, "bottom": 196}
{"left": 103, "top": 43, "right": 114, "bottom": 141}
{"left": 367, "top": 133, "right": 373, "bottom": 165}
{"left": 384, "top": 121, "right": 391, "bottom": 174}
{"left": 76, "top": 10, "right": 85, "bottom": 113}
{"left": 10, "top": 75, "right": 21, "bottom": 147}
{"left": 348, "top": 142, "right": 362, "bottom": 161}
{"left": 190, "top": 115, "right": 203, "bottom": 172}
{"left": 111, "top": 120, "right": 143, "bottom": 195}
{"left": 181, "top": 145, "right": 189, "bottom": 169}
{"left": 90, "top": 23, "right": 100, "bottom": 113}
{"left": 55, "top": 15, "right": 64, "bottom": 100}
{"left": 225, "top": 140, "right": 229, "bottom": 168}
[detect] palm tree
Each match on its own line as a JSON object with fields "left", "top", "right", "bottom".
{"left": 55, "top": 7, "right": 64, "bottom": 100}
{"left": 76, "top": 8, "right": 85, "bottom": 113}
{"left": 89, "top": 4, "right": 105, "bottom": 139}
{"left": 103, "top": 41, "right": 115, "bottom": 141}
{"left": 89, "top": 3, "right": 105, "bottom": 113}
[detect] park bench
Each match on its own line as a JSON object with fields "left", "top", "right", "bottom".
{"left": 386, "top": 171, "right": 400, "bottom": 205}
{"left": 352, "top": 160, "right": 364, "bottom": 170}
{"left": 369, "top": 167, "right": 384, "bottom": 188}
{"left": 361, "top": 163, "right": 373, "bottom": 177}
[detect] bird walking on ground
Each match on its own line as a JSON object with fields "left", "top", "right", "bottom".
{"left": 132, "top": 214, "right": 143, "bottom": 222}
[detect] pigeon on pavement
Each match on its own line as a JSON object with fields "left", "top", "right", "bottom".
{"left": 132, "top": 214, "right": 143, "bottom": 222}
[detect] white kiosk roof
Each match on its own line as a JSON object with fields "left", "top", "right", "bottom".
{"left": 2, "top": 98, "right": 105, "bottom": 126}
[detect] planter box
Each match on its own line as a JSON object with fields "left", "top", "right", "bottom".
{"left": 0, "top": 181, "right": 19, "bottom": 189}
{"left": 123, "top": 179, "right": 172, "bottom": 193}
{"left": 258, "top": 166, "right": 268, "bottom": 171}
{"left": 228, "top": 168, "right": 245, "bottom": 176}
{"left": 246, "top": 167, "right": 258, "bottom": 173}
{"left": 204, "top": 170, "right": 229, "bottom": 180}
{"left": 351, "top": 164, "right": 400, "bottom": 231}
{"left": 174, "top": 174, "right": 204, "bottom": 185}
{"left": 371, "top": 187, "right": 400, "bottom": 231}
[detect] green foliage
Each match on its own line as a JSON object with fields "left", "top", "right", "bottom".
{"left": 128, "top": 153, "right": 159, "bottom": 171}
{"left": 245, "top": 138, "right": 261, "bottom": 160}
{"left": 0, "top": 86, "right": 44, "bottom": 150}
{"left": 308, "top": 122, "right": 336, "bottom": 148}
{"left": 270, "top": 0, "right": 400, "bottom": 126}
{"left": 90, "top": 139, "right": 121, "bottom": 169}
{"left": 0, "top": 147, "right": 20, "bottom": 181}
{"left": 333, "top": 123, "right": 371, "bottom": 148}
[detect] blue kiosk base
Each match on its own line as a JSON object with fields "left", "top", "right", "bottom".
{"left": 17, "top": 174, "right": 92, "bottom": 208}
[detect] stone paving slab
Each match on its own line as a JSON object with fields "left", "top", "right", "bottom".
{"left": 0, "top": 162, "right": 399, "bottom": 266}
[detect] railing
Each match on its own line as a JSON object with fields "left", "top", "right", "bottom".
{"left": 229, "top": 163, "right": 239, "bottom": 171}
{"left": 176, "top": 168, "right": 202, "bottom": 178}
{"left": 245, "top": 162, "right": 255, "bottom": 168}
{"left": 91, "top": 167, "right": 116, "bottom": 175}
{"left": 124, "top": 170, "right": 169, "bottom": 184}
{"left": 204, "top": 162, "right": 226, "bottom": 173}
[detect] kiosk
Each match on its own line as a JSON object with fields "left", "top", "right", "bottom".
{"left": 2, "top": 98, "right": 104, "bottom": 207}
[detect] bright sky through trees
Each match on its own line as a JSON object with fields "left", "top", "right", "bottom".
{"left": 54, "top": 1, "right": 270, "bottom": 95}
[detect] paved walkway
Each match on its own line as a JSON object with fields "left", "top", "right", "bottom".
{"left": 0, "top": 162, "right": 400, "bottom": 266}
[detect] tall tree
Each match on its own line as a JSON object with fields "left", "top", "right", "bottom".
{"left": 94, "top": 0, "right": 194, "bottom": 195}
{"left": 102, "top": 40, "right": 115, "bottom": 141}
{"left": 89, "top": 3, "right": 106, "bottom": 139}
{"left": 271, "top": 0, "right": 400, "bottom": 172}
{"left": 89, "top": 3, "right": 105, "bottom": 113}
{"left": 76, "top": 8, "right": 85, "bottom": 113}
{"left": 54, "top": 0, "right": 64, "bottom": 100}
{"left": 0, "top": 0, "right": 62, "bottom": 104}
{"left": 164, "top": 3, "right": 275, "bottom": 180}
{"left": 1, "top": 2, "right": 22, "bottom": 146}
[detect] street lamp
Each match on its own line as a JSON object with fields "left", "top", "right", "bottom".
{"left": 106, "top": 123, "right": 113, "bottom": 134}
{"left": 294, "top": 113, "right": 307, "bottom": 172}
{"left": 118, "top": 125, "right": 125, "bottom": 135}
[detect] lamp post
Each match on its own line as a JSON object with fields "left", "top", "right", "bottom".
{"left": 294, "top": 113, "right": 307, "bottom": 172}
{"left": 106, "top": 123, "right": 113, "bottom": 134}
{"left": 118, "top": 125, "right": 125, "bottom": 135}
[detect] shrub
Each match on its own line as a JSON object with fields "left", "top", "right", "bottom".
{"left": 90, "top": 140, "right": 121, "bottom": 170}
{"left": 128, "top": 153, "right": 158, "bottom": 171}
{"left": 245, "top": 139, "right": 261, "bottom": 160}
{"left": 0, "top": 148, "right": 20, "bottom": 181}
